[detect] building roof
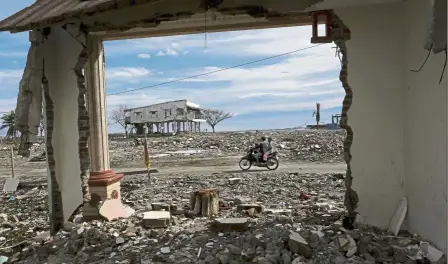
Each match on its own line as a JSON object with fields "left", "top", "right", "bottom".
{"left": 125, "top": 99, "right": 201, "bottom": 112}
{"left": 0, "top": 0, "right": 119, "bottom": 32}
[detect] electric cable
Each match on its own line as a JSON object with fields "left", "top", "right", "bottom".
{"left": 107, "top": 43, "right": 326, "bottom": 96}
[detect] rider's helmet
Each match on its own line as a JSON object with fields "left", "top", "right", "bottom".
{"left": 267, "top": 137, "right": 272, "bottom": 142}
{"left": 261, "top": 136, "right": 266, "bottom": 141}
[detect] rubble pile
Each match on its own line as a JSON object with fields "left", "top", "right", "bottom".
{"left": 0, "top": 141, "right": 46, "bottom": 170}
{"left": 0, "top": 131, "right": 344, "bottom": 168}
{"left": 0, "top": 171, "right": 444, "bottom": 264}
{"left": 109, "top": 130, "right": 345, "bottom": 166}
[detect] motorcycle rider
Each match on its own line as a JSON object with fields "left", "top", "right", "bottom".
{"left": 253, "top": 136, "right": 269, "bottom": 164}
{"left": 264, "top": 137, "right": 273, "bottom": 160}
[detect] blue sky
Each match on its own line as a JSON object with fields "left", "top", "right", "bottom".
{"left": 0, "top": 1, "right": 344, "bottom": 132}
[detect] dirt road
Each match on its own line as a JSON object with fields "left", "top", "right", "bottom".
{"left": 0, "top": 157, "right": 346, "bottom": 181}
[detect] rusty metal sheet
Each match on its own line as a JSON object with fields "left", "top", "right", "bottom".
{"left": 0, "top": 0, "right": 118, "bottom": 32}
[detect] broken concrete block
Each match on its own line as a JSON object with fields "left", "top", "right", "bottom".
{"left": 335, "top": 234, "right": 357, "bottom": 258}
{"left": 288, "top": 231, "right": 312, "bottom": 258}
{"left": 213, "top": 218, "right": 248, "bottom": 232}
{"left": 99, "top": 199, "right": 135, "bottom": 221}
{"left": 142, "top": 211, "right": 170, "bottom": 228}
{"left": 151, "top": 203, "right": 170, "bottom": 211}
{"left": 228, "top": 178, "right": 241, "bottom": 185}
{"left": 237, "top": 204, "right": 263, "bottom": 214}
{"left": 392, "top": 245, "right": 408, "bottom": 262}
{"left": 420, "top": 242, "right": 444, "bottom": 262}
{"left": 2, "top": 178, "right": 19, "bottom": 192}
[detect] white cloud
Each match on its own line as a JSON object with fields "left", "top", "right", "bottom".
{"left": 102, "top": 25, "right": 345, "bottom": 131}
{"left": 155, "top": 48, "right": 179, "bottom": 57}
{"left": 105, "top": 25, "right": 329, "bottom": 58}
{"left": 0, "top": 97, "right": 17, "bottom": 113}
{"left": 137, "top": 53, "right": 151, "bottom": 59}
{"left": 165, "top": 48, "right": 178, "bottom": 56}
{"left": 106, "top": 67, "right": 152, "bottom": 79}
{"left": 0, "top": 69, "right": 23, "bottom": 90}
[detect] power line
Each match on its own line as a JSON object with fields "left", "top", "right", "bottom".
{"left": 107, "top": 43, "right": 326, "bottom": 96}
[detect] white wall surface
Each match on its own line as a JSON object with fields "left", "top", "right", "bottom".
{"left": 402, "top": 0, "right": 447, "bottom": 253}
{"left": 335, "top": 1, "right": 406, "bottom": 231}
{"left": 336, "top": 0, "right": 447, "bottom": 252}
{"left": 44, "top": 27, "right": 83, "bottom": 222}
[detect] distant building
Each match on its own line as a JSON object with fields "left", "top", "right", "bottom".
{"left": 124, "top": 99, "right": 206, "bottom": 134}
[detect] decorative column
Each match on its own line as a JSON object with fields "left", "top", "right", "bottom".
{"left": 83, "top": 36, "right": 134, "bottom": 221}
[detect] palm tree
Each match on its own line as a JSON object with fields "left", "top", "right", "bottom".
{"left": 312, "top": 103, "right": 321, "bottom": 130}
{"left": 0, "top": 110, "right": 17, "bottom": 138}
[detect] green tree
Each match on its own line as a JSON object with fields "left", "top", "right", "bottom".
{"left": 0, "top": 110, "right": 18, "bottom": 138}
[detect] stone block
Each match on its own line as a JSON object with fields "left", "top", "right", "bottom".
{"left": 228, "top": 178, "right": 241, "bottom": 185}
{"left": 288, "top": 231, "right": 312, "bottom": 258}
{"left": 237, "top": 204, "right": 263, "bottom": 213}
{"left": 151, "top": 203, "right": 170, "bottom": 211}
{"left": 142, "top": 211, "right": 171, "bottom": 228}
{"left": 213, "top": 218, "right": 248, "bottom": 232}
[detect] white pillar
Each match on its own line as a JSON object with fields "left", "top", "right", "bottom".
{"left": 86, "top": 37, "right": 110, "bottom": 173}
{"left": 84, "top": 36, "right": 133, "bottom": 221}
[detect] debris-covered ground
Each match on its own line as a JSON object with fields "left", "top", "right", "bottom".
{"left": 108, "top": 130, "right": 345, "bottom": 167}
{"left": 0, "top": 130, "right": 345, "bottom": 170}
{"left": 0, "top": 171, "right": 445, "bottom": 264}
{"left": 0, "top": 130, "right": 445, "bottom": 263}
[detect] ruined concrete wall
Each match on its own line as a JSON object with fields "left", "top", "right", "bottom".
{"left": 402, "top": 0, "right": 447, "bottom": 252}
{"left": 15, "top": 31, "right": 44, "bottom": 156}
{"left": 334, "top": 3, "right": 406, "bottom": 229}
{"left": 336, "top": 0, "right": 447, "bottom": 252}
{"left": 43, "top": 26, "right": 83, "bottom": 222}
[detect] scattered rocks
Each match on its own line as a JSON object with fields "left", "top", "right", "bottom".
{"left": 0, "top": 133, "right": 445, "bottom": 264}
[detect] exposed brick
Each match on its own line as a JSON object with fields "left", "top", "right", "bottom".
{"left": 73, "top": 37, "right": 91, "bottom": 203}
{"left": 43, "top": 75, "right": 64, "bottom": 236}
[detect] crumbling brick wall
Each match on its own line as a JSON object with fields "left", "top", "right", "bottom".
{"left": 74, "top": 46, "right": 91, "bottom": 203}
{"left": 330, "top": 14, "right": 359, "bottom": 221}
{"left": 42, "top": 73, "right": 65, "bottom": 235}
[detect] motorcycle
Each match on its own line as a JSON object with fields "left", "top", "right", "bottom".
{"left": 238, "top": 147, "right": 279, "bottom": 171}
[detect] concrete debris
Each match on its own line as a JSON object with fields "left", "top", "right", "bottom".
{"left": 0, "top": 256, "right": 8, "bottom": 264}
{"left": 228, "top": 178, "right": 241, "bottom": 185}
{"left": 420, "top": 241, "right": 444, "bottom": 262}
{"left": 0, "top": 130, "right": 445, "bottom": 264}
{"left": 142, "top": 211, "right": 170, "bottom": 228}
{"left": 151, "top": 202, "right": 170, "bottom": 211}
{"left": 288, "top": 231, "right": 312, "bottom": 258}
{"left": 107, "top": 130, "right": 345, "bottom": 166}
{"left": 213, "top": 218, "right": 249, "bottom": 232}
{"left": 237, "top": 204, "right": 263, "bottom": 214}
{"left": 2, "top": 178, "right": 19, "bottom": 192}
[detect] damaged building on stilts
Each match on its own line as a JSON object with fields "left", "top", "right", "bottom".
{"left": 125, "top": 100, "right": 206, "bottom": 134}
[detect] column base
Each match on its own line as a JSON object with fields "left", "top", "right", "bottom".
{"left": 83, "top": 170, "right": 134, "bottom": 221}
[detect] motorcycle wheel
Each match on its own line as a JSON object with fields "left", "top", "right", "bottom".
{"left": 239, "top": 157, "right": 252, "bottom": 170}
{"left": 266, "top": 157, "right": 279, "bottom": 170}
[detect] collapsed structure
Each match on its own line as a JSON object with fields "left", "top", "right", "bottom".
{"left": 124, "top": 99, "right": 206, "bottom": 134}
{"left": 0, "top": 0, "right": 445, "bottom": 254}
